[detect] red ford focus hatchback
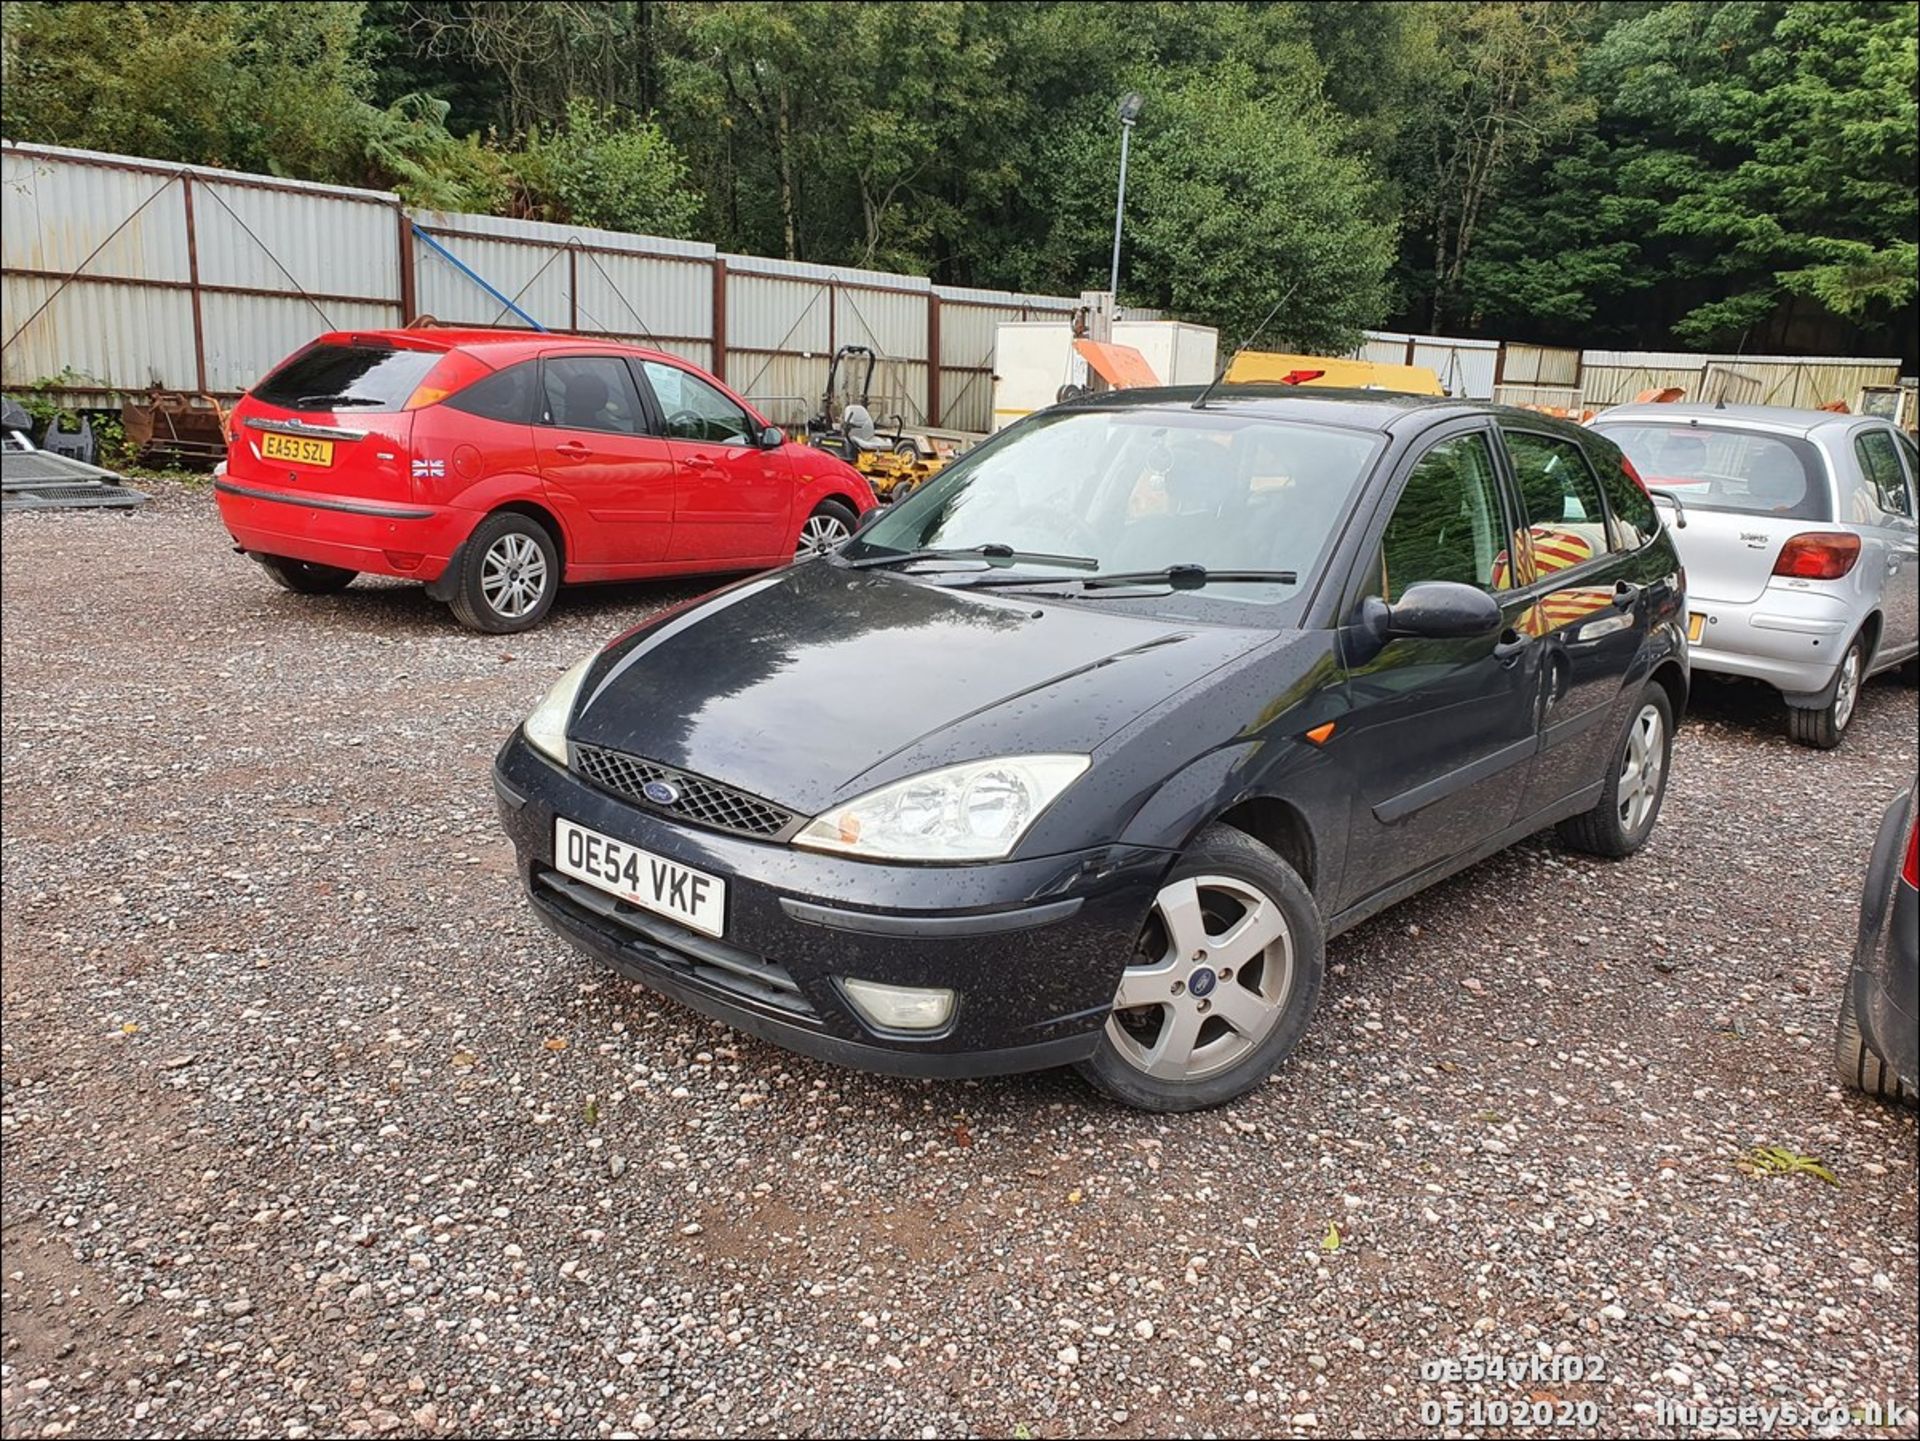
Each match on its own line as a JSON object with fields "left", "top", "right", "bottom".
{"left": 215, "top": 330, "right": 876, "bottom": 631}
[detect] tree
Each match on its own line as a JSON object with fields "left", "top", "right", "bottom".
{"left": 1462, "top": 0, "right": 1917, "bottom": 356}
{"left": 1397, "top": 1, "right": 1597, "bottom": 331}
{"left": 516, "top": 98, "right": 699, "bottom": 237}
{"left": 1126, "top": 66, "right": 1397, "bottom": 350}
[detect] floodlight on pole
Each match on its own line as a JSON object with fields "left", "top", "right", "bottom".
{"left": 1109, "top": 92, "right": 1145, "bottom": 300}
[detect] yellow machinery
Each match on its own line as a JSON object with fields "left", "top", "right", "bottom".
{"left": 801, "top": 346, "right": 955, "bottom": 499}
{"left": 1225, "top": 350, "right": 1444, "bottom": 395}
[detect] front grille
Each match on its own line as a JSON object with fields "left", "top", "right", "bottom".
{"left": 573, "top": 745, "right": 799, "bottom": 840}
{"left": 533, "top": 867, "right": 818, "bottom": 1021}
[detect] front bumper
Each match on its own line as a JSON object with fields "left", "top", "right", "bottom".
{"left": 215, "top": 478, "right": 470, "bottom": 582}
{"left": 493, "top": 731, "right": 1170, "bottom": 1077}
{"left": 1686, "top": 584, "right": 1856, "bottom": 698}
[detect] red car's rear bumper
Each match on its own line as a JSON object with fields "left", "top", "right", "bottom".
{"left": 214, "top": 478, "right": 471, "bottom": 582}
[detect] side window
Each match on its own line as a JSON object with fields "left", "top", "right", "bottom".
{"left": 445, "top": 361, "right": 537, "bottom": 424}
{"left": 1502, "top": 429, "right": 1613, "bottom": 570}
{"left": 1588, "top": 440, "right": 1661, "bottom": 550}
{"left": 639, "top": 361, "right": 753, "bottom": 446}
{"left": 1855, "top": 429, "right": 1913, "bottom": 518}
{"left": 1369, "top": 431, "right": 1512, "bottom": 603}
{"left": 540, "top": 356, "right": 646, "bottom": 436}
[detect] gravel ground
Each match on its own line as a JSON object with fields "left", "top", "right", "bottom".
{"left": 3, "top": 479, "right": 1916, "bottom": 1441}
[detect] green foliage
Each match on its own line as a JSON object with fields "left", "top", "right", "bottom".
{"left": 1126, "top": 67, "right": 1396, "bottom": 352}
{"left": 516, "top": 99, "right": 700, "bottom": 238}
{"left": 2, "top": 0, "right": 1913, "bottom": 362}
{"left": 358, "top": 93, "right": 513, "bottom": 212}
{"left": 1467, "top": 0, "right": 1917, "bottom": 352}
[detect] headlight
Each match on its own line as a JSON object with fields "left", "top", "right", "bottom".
{"left": 795, "top": 755, "right": 1090, "bottom": 861}
{"left": 524, "top": 653, "right": 596, "bottom": 766}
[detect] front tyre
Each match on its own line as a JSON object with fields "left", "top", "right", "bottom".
{"left": 449, "top": 512, "right": 559, "bottom": 633}
{"left": 1834, "top": 976, "right": 1913, "bottom": 1106}
{"left": 796, "top": 499, "right": 858, "bottom": 558}
{"left": 1078, "top": 825, "right": 1325, "bottom": 1112}
{"left": 257, "top": 555, "right": 356, "bottom": 595}
{"left": 1557, "top": 683, "right": 1674, "bottom": 857}
{"left": 1786, "top": 636, "right": 1863, "bottom": 750}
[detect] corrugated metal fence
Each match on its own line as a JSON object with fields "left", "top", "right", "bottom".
{"left": 1, "top": 142, "right": 1079, "bottom": 434}
{"left": 5, "top": 142, "right": 1902, "bottom": 432}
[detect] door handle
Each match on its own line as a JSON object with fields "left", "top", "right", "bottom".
{"left": 554, "top": 441, "right": 592, "bottom": 458}
{"left": 1493, "top": 629, "right": 1532, "bottom": 668}
{"left": 1612, "top": 579, "right": 1643, "bottom": 610}
{"left": 682, "top": 455, "right": 716, "bottom": 470}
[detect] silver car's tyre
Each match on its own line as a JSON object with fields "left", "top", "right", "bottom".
{"left": 1834, "top": 976, "right": 1913, "bottom": 1106}
{"left": 1787, "top": 637, "right": 1863, "bottom": 750}
{"left": 1078, "top": 825, "right": 1324, "bottom": 1112}
{"left": 1557, "top": 683, "right": 1674, "bottom": 858}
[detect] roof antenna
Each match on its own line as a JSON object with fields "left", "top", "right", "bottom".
{"left": 1192, "top": 282, "right": 1298, "bottom": 410}
{"left": 1717, "top": 326, "right": 1751, "bottom": 410}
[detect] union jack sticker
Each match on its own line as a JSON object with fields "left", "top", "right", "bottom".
{"left": 411, "top": 458, "right": 446, "bottom": 478}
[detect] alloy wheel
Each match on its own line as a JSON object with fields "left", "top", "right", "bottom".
{"left": 797, "top": 513, "right": 851, "bottom": 557}
{"left": 1106, "top": 874, "right": 1295, "bottom": 1082}
{"left": 1833, "top": 646, "right": 1861, "bottom": 730}
{"left": 1617, "top": 702, "right": 1665, "bottom": 834}
{"left": 480, "top": 533, "right": 549, "bottom": 620}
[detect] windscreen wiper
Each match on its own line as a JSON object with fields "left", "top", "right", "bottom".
{"left": 1078, "top": 564, "right": 1297, "bottom": 590}
{"left": 940, "top": 563, "right": 1299, "bottom": 594}
{"left": 842, "top": 543, "right": 1098, "bottom": 571}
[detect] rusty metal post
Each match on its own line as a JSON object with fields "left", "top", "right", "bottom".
{"left": 927, "top": 291, "right": 942, "bottom": 427}
{"left": 181, "top": 174, "right": 209, "bottom": 393}
{"left": 711, "top": 258, "right": 728, "bottom": 380}
{"left": 396, "top": 206, "right": 416, "bottom": 324}
{"left": 568, "top": 243, "right": 579, "bottom": 332}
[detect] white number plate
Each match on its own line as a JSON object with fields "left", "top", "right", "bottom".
{"left": 554, "top": 818, "right": 726, "bottom": 938}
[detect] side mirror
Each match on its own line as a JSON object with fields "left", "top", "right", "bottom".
{"left": 758, "top": 424, "right": 786, "bottom": 449}
{"left": 1385, "top": 581, "right": 1504, "bottom": 640}
{"left": 1346, "top": 581, "right": 1501, "bottom": 664}
{"left": 853, "top": 505, "right": 885, "bottom": 534}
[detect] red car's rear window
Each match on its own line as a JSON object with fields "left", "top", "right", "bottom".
{"left": 252, "top": 343, "right": 443, "bottom": 413}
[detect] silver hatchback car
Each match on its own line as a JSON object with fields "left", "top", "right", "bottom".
{"left": 1590, "top": 405, "right": 1920, "bottom": 748}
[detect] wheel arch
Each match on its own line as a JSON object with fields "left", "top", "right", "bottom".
{"left": 1648, "top": 656, "right": 1689, "bottom": 725}
{"left": 489, "top": 498, "right": 570, "bottom": 574}
{"left": 1211, "top": 795, "right": 1319, "bottom": 895}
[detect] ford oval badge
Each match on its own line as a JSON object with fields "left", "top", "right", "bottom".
{"left": 642, "top": 779, "right": 680, "bottom": 806}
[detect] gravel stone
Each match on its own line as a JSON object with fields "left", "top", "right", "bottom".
{"left": 2, "top": 480, "right": 1915, "bottom": 1438}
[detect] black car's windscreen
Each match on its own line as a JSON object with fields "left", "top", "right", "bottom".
{"left": 853, "top": 408, "right": 1383, "bottom": 600}
{"left": 252, "top": 343, "right": 444, "bottom": 413}
{"left": 1593, "top": 423, "right": 1832, "bottom": 522}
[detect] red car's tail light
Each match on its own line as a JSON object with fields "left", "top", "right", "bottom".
{"left": 1772, "top": 532, "right": 1860, "bottom": 580}
{"left": 1903, "top": 818, "right": 1918, "bottom": 890}
{"left": 404, "top": 350, "right": 492, "bottom": 411}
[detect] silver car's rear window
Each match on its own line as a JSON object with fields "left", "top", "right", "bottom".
{"left": 1595, "top": 423, "right": 1831, "bottom": 522}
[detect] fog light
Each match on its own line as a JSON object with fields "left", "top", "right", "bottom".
{"left": 384, "top": 550, "right": 424, "bottom": 571}
{"left": 840, "top": 978, "right": 956, "bottom": 1032}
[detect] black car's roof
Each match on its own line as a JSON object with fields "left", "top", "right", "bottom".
{"left": 1064, "top": 384, "right": 1587, "bottom": 439}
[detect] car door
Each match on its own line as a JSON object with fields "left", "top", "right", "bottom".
{"left": 1333, "top": 422, "right": 1546, "bottom": 902}
{"left": 635, "top": 359, "right": 794, "bottom": 562}
{"left": 533, "top": 353, "right": 675, "bottom": 568}
{"left": 1497, "top": 426, "right": 1649, "bottom": 815}
{"left": 1853, "top": 425, "right": 1920, "bottom": 661}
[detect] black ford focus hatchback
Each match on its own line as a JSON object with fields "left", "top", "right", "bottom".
{"left": 495, "top": 387, "right": 1688, "bottom": 1110}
